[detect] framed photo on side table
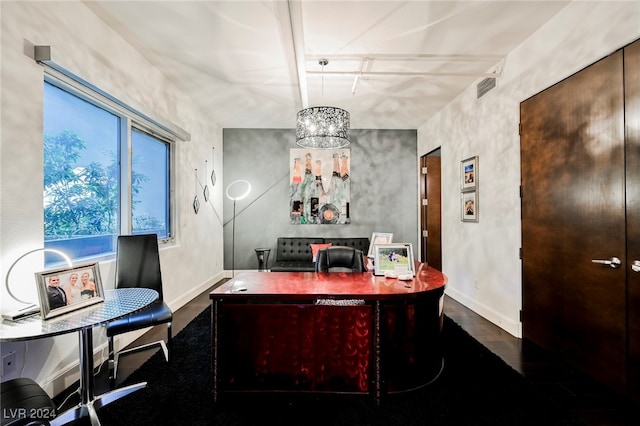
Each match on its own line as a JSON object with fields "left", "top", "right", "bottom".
{"left": 461, "top": 191, "right": 478, "bottom": 222}
{"left": 461, "top": 156, "right": 478, "bottom": 192}
{"left": 373, "top": 243, "right": 414, "bottom": 276}
{"left": 35, "top": 263, "right": 105, "bottom": 319}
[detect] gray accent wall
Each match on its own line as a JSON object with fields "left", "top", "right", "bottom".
{"left": 223, "top": 128, "right": 418, "bottom": 271}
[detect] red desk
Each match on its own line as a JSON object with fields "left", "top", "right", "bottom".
{"left": 209, "top": 262, "right": 447, "bottom": 404}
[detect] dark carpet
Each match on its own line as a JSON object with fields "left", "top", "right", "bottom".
{"left": 88, "top": 308, "right": 584, "bottom": 426}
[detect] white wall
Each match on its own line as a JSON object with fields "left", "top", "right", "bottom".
{"left": 0, "top": 1, "right": 224, "bottom": 396}
{"left": 418, "top": 1, "right": 640, "bottom": 337}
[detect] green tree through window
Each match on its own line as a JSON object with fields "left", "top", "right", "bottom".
{"left": 44, "top": 130, "right": 118, "bottom": 238}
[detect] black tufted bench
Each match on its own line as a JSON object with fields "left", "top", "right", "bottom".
{"left": 270, "top": 237, "right": 370, "bottom": 272}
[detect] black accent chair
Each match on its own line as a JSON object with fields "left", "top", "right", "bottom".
{"left": 106, "top": 234, "right": 172, "bottom": 383}
{"left": 315, "top": 246, "right": 367, "bottom": 273}
{"left": 1, "top": 378, "right": 56, "bottom": 426}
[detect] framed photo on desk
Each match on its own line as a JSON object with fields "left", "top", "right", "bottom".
{"left": 367, "top": 232, "right": 394, "bottom": 258}
{"left": 373, "top": 243, "right": 414, "bottom": 276}
{"left": 35, "top": 263, "right": 104, "bottom": 319}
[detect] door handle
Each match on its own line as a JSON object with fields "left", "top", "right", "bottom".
{"left": 632, "top": 260, "right": 640, "bottom": 273}
{"left": 591, "top": 257, "right": 622, "bottom": 268}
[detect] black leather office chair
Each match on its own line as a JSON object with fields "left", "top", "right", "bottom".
{"left": 1, "top": 378, "right": 56, "bottom": 426}
{"left": 106, "top": 234, "right": 172, "bottom": 383}
{"left": 315, "top": 246, "right": 367, "bottom": 272}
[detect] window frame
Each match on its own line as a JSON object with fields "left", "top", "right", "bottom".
{"left": 43, "top": 71, "right": 179, "bottom": 264}
{"left": 129, "top": 125, "right": 173, "bottom": 240}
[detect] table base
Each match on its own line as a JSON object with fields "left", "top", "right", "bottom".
{"left": 50, "top": 327, "right": 147, "bottom": 426}
{"left": 52, "top": 382, "right": 146, "bottom": 426}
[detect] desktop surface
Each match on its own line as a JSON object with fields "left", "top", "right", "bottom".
{"left": 211, "top": 263, "right": 446, "bottom": 299}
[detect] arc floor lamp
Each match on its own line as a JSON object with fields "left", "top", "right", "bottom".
{"left": 225, "top": 180, "right": 251, "bottom": 279}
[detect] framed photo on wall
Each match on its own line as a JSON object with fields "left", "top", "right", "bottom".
{"left": 461, "top": 191, "right": 478, "bottom": 222}
{"left": 461, "top": 156, "right": 478, "bottom": 192}
{"left": 35, "top": 263, "right": 105, "bottom": 319}
{"left": 373, "top": 243, "right": 414, "bottom": 276}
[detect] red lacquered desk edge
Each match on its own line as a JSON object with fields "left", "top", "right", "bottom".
{"left": 210, "top": 261, "right": 446, "bottom": 299}
{"left": 210, "top": 262, "right": 447, "bottom": 404}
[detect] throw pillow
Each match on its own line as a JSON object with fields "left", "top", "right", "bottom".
{"left": 310, "top": 243, "right": 332, "bottom": 262}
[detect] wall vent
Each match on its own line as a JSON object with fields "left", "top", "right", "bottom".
{"left": 477, "top": 77, "right": 497, "bottom": 99}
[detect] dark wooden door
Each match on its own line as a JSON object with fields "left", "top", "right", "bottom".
{"left": 521, "top": 50, "right": 627, "bottom": 391}
{"left": 420, "top": 152, "right": 442, "bottom": 270}
{"left": 625, "top": 39, "right": 640, "bottom": 402}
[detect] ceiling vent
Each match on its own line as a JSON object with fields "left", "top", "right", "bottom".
{"left": 477, "top": 77, "right": 497, "bottom": 99}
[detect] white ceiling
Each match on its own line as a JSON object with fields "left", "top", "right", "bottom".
{"left": 85, "top": 0, "right": 569, "bottom": 130}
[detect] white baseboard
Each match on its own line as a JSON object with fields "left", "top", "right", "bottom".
{"left": 445, "top": 287, "right": 522, "bottom": 338}
{"left": 168, "top": 271, "right": 225, "bottom": 311}
{"left": 225, "top": 269, "right": 253, "bottom": 279}
{"left": 42, "top": 339, "right": 111, "bottom": 398}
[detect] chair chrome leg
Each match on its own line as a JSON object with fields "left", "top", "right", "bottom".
{"left": 107, "top": 322, "right": 172, "bottom": 385}
{"left": 167, "top": 322, "right": 172, "bottom": 362}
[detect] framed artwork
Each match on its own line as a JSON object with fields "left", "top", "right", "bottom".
{"left": 461, "top": 156, "right": 478, "bottom": 192}
{"left": 367, "top": 232, "right": 394, "bottom": 257}
{"left": 461, "top": 191, "right": 478, "bottom": 222}
{"left": 35, "top": 263, "right": 105, "bottom": 319}
{"left": 289, "top": 148, "right": 351, "bottom": 225}
{"left": 373, "top": 243, "right": 414, "bottom": 276}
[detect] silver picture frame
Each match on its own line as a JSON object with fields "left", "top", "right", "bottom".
{"left": 373, "top": 243, "right": 414, "bottom": 276}
{"left": 461, "top": 155, "right": 478, "bottom": 192}
{"left": 461, "top": 191, "right": 478, "bottom": 222}
{"left": 35, "top": 263, "right": 105, "bottom": 319}
{"left": 368, "top": 232, "right": 394, "bottom": 258}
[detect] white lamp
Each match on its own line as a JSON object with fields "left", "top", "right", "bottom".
{"left": 225, "top": 180, "right": 251, "bottom": 279}
{"left": 3, "top": 248, "right": 72, "bottom": 320}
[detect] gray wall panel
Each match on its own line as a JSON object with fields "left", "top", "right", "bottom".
{"left": 223, "top": 128, "right": 418, "bottom": 270}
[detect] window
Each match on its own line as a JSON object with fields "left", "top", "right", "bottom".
{"left": 131, "top": 129, "right": 170, "bottom": 236}
{"left": 43, "top": 79, "right": 173, "bottom": 265}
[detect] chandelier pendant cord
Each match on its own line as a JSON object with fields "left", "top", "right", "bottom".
{"left": 320, "top": 58, "right": 328, "bottom": 104}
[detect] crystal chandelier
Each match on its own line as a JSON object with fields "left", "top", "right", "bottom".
{"left": 296, "top": 59, "right": 350, "bottom": 149}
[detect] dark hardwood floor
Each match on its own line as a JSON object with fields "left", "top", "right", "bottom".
{"left": 106, "top": 283, "right": 217, "bottom": 385}
{"left": 445, "top": 297, "right": 638, "bottom": 426}
{"left": 55, "top": 282, "right": 638, "bottom": 425}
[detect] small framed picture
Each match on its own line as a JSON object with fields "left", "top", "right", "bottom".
{"left": 368, "top": 232, "right": 394, "bottom": 258}
{"left": 373, "top": 243, "right": 414, "bottom": 276}
{"left": 461, "top": 156, "right": 478, "bottom": 192}
{"left": 461, "top": 191, "right": 478, "bottom": 222}
{"left": 35, "top": 263, "right": 105, "bottom": 319}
